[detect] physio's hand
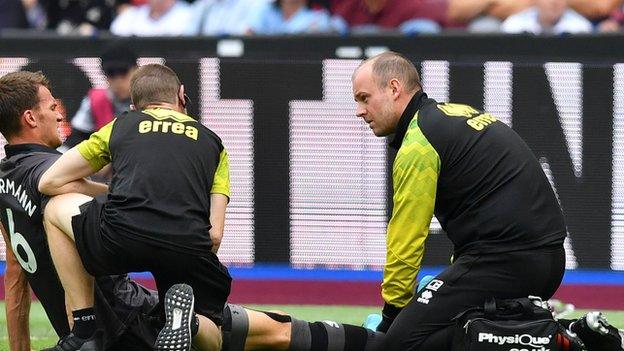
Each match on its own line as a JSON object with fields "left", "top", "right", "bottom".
{"left": 377, "top": 303, "right": 402, "bottom": 333}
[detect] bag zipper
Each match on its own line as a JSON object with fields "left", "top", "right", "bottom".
{"left": 464, "top": 317, "right": 557, "bottom": 334}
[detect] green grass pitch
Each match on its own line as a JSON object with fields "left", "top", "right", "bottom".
{"left": 0, "top": 302, "right": 622, "bottom": 349}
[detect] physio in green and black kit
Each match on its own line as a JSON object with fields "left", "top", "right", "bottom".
{"left": 352, "top": 51, "right": 566, "bottom": 351}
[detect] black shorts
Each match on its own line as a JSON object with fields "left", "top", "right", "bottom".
{"left": 382, "top": 244, "right": 566, "bottom": 351}
{"left": 72, "top": 197, "right": 232, "bottom": 325}
{"left": 95, "top": 275, "right": 160, "bottom": 350}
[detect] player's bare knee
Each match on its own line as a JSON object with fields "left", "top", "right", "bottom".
{"left": 43, "top": 196, "right": 62, "bottom": 228}
{"left": 44, "top": 193, "right": 91, "bottom": 237}
{"left": 193, "top": 314, "right": 223, "bottom": 351}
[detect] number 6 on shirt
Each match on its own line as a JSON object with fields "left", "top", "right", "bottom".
{"left": 6, "top": 208, "right": 37, "bottom": 273}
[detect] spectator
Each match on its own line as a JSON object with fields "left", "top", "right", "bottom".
{"left": 501, "top": 0, "right": 592, "bottom": 34}
{"left": 568, "top": 0, "right": 623, "bottom": 21}
{"left": 597, "top": 4, "right": 624, "bottom": 32}
{"left": 42, "top": 0, "right": 117, "bottom": 35}
{"left": 21, "top": 0, "right": 46, "bottom": 29}
{"left": 446, "top": 0, "right": 534, "bottom": 33}
{"left": 0, "top": 0, "right": 31, "bottom": 29}
{"left": 331, "top": 0, "right": 444, "bottom": 34}
{"left": 65, "top": 43, "right": 136, "bottom": 149}
{"left": 188, "top": 0, "right": 270, "bottom": 36}
{"left": 110, "top": 0, "right": 194, "bottom": 36}
{"left": 248, "top": 0, "right": 346, "bottom": 35}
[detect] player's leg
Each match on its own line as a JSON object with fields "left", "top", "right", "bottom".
{"left": 221, "top": 305, "right": 290, "bottom": 350}
{"left": 44, "top": 194, "right": 135, "bottom": 350}
{"left": 155, "top": 283, "right": 222, "bottom": 351}
{"left": 153, "top": 251, "right": 231, "bottom": 351}
{"left": 560, "top": 312, "right": 624, "bottom": 351}
{"left": 44, "top": 193, "right": 94, "bottom": 308}
{"left": 43, "top": 193, "right": 98, "bottom": 346}
{"left": 221, "top": 304, "right": 385, "bottom": 351}
{"left": 93, "top": 274, "right": 161, "bottom": 349}
{"left": 195, "top": 314, "right": 223, "bottom": 351}
{"left": 113, "top": 277, "right": 223, "bottom": 351}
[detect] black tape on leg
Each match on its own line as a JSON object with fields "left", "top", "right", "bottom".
{"left": 342, "top": 324, "right": 370, "bottom": 351}
{"left": 262, "top": 310, "right": 292, "bottom": 323}
{"left": 320, "top": 321, "right": 345, "bottom": 351}
{"left": 225, "top": 304, "right": 249, "bottom": 351}
{"left": 221, "top": 305, "right": 233, "bottom": 351}
{"left": 245, "top": 307, "right": 293, "bottom": 323}
{"left": 290, "top": 318, "right": 312, "bottom": 351}
{"left": 309, "top": 322, "right": 329, "bottom": 351}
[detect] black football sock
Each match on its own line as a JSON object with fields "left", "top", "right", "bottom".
{"left": 72, "top": 307, "right": 97, "bottom": 339}
{"left": 221, "top": 304, "right": 250, "bottom": 351}
{"left": 290, "top": 319, "right": 384, "bottom": 351}
{"left": 289, "top": 318, "right": 312, "bottom": 350}
{"left": 222, "top": 306, "right": 384, "bottom": 351}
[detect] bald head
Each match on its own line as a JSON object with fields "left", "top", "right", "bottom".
{"left": 352, "top": 51, "right": 422, "bottom": 137}
{"left": 354, "top": 51, "right": 422, "bottom": 94}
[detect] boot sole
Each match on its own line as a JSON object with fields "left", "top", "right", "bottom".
{"left": 155, "top": 284, "right": 195, "bottom": 351}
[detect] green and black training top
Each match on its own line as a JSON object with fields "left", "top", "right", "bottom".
{"left": 78, "top": 108, "right": 230, "bottom": 255}
{"left": 383, "top": 92, "right": 566, "bottom": 308}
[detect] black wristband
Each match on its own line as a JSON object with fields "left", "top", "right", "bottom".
{"left": 382, "top": 302, "right": 402, "bottom": 320}
{"left": 377, "top": 303, "right": 403, "bottom": 333}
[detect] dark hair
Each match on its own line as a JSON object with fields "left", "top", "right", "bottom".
{"left": 101, "top": 42, "right": 138, "bottom": 77}
{"left": 0, "top": 71, "right": 50, "bottom": 139}
{"left": 130, "top": 64, "right": 181, "bottom": 110}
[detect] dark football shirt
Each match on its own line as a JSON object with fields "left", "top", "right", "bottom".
{"left": 77, "top": 108, "right": 230, "bottom": 255}
{"left": 382, "top": 92, "right": 567, "bottom": 307}
{"left": 0, "top": 144, "right": 158, "bottom": 347}
{"left": 0, "top": 143, "right": 69, "bottom": 337}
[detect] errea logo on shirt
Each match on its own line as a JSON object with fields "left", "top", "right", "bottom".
{"left": 436, "top": 103, "right": 498, "bottom": 131}
{"left": 466, "top": 113, "right": 497, "bottom": 131}
{"left": 138, "top": 120, "right": 198, "bottom": 140}
{"left": 437, "top": 103, "right": 480, "bottom": 117}
{"left": 417, "top": 290, "right": 434, "bottom": 304}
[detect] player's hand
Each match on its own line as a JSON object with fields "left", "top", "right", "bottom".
{"left": 377, "top": 303, "right": 402, "bottom": 333}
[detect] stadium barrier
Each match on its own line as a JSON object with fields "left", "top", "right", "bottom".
{"left": 1, "top": 35, "right": 624, "bottom": 306}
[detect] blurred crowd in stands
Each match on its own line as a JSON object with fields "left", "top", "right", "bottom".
{"left": 1, "top": 0, "right": 624, "bottom": 36}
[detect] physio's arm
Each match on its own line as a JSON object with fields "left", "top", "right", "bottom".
{"left": 209, "top": 149, "right": 231, "bottom": 254}
{"left": 38, "top": 148, "right": 99, "bottom": 195}
{"left": 39, "top": 120, "right": 114, "bottom": 196}
{"left": 382, "top": 119, "right": 440, "bottom": 309}
{"left": 1, "top": 221, "right": 32, "bottom": 351}
{"left": 209, "top": 193, "right": 228, "bottom": 254}
{"left": 43, "top": 177, "right": 108, "bottom": 198}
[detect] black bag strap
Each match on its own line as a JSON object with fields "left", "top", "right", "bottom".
{"left": 454, "top": 297, "right": 553, "bottom": 323}
{"left": 483, "top": 297, "right": 545, "bottom": 320}
{"left": 516, "top": 298, "right": 536, "bottom": 318}
{"left": 484, "top": 298, "right": 497, "bottom": 317}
